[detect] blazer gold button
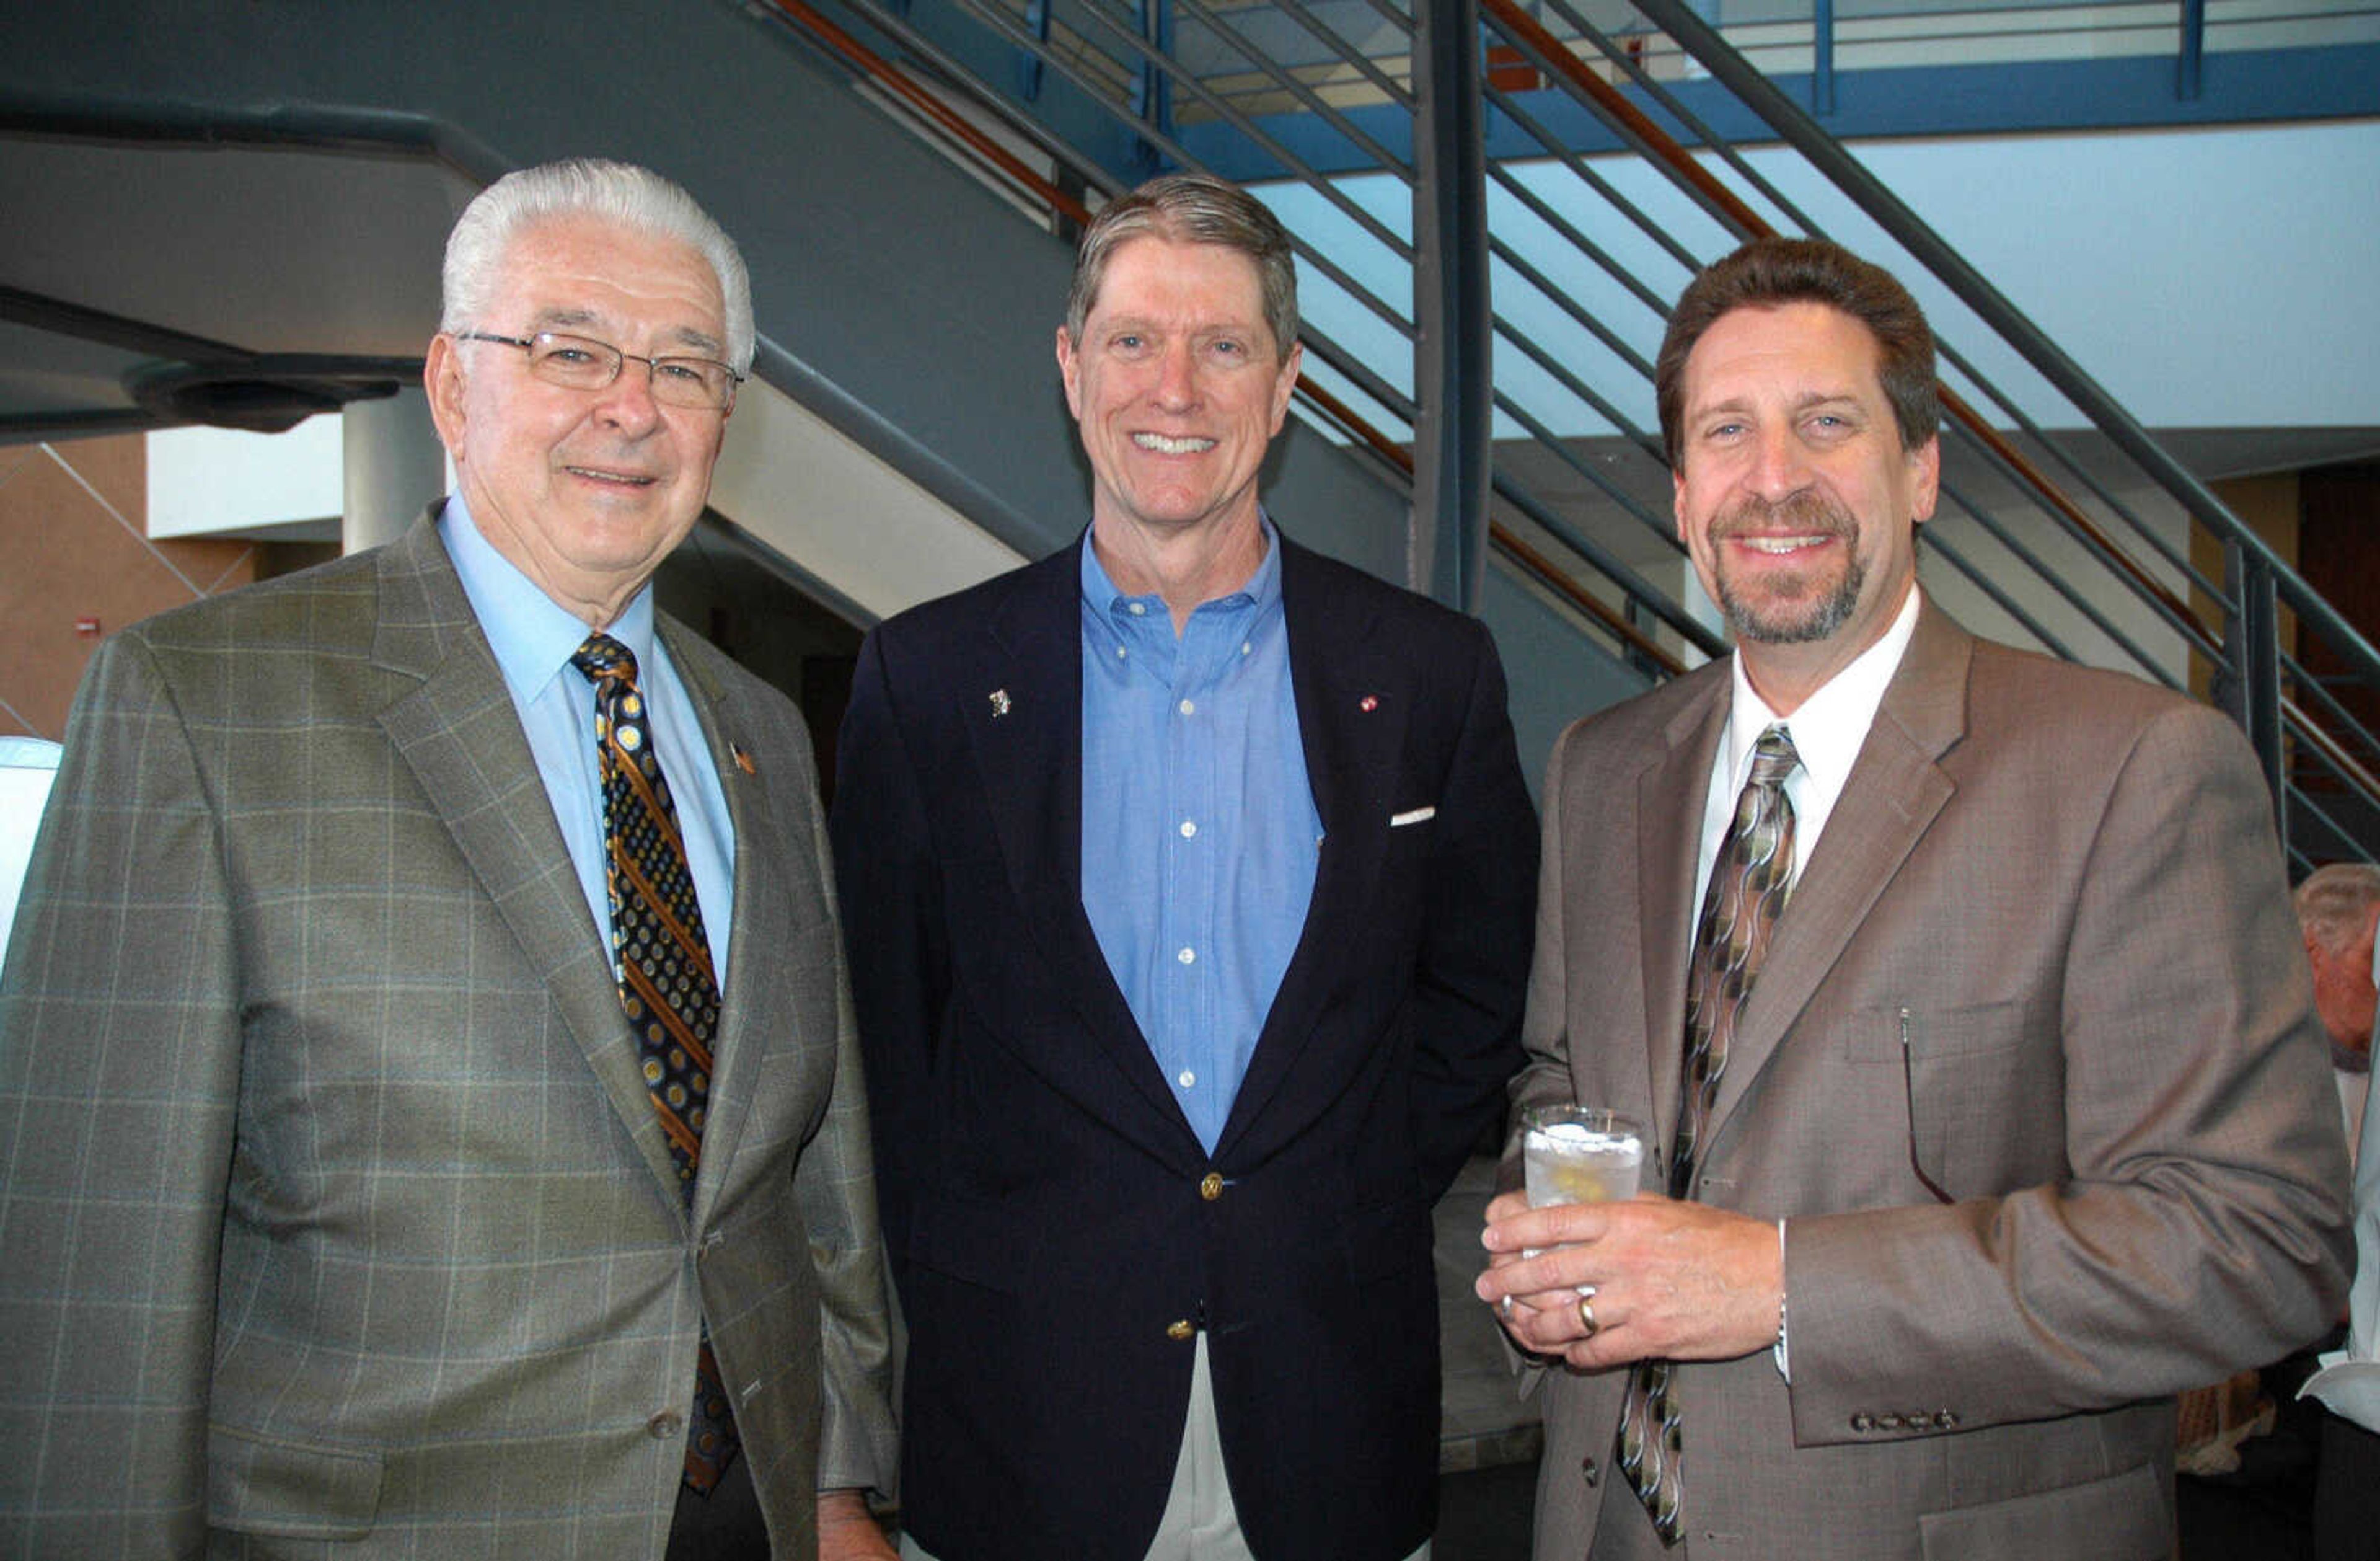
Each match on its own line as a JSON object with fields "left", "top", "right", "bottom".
{"left": 1166, "top": 1319, "right": 1194, "bottom": 1341}
{"left": 1849, "top": 1412, "right": 1875, "bottom": 1432}
{"left": 647, "top": 1411, "right": 685, "bottom": 1439}
{"left": 1199, "top": 1172, "right": 1224, "bottom": 1201}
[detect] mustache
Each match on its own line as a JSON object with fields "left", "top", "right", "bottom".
{"left": 1710, "top": 490, "right": 1853, "bottom": 541}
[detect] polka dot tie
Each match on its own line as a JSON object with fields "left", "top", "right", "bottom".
{"left": 571, "top": 632, "right": 738, "bottom": 1494}
{"left": 1618, "top": 725, "right": 1799, "bottom": 1546}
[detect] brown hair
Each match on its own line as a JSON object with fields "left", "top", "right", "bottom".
{"left": 1063, "top": 172, "right": 1298, "bottom": 361}
{"left": 1655, "top": 236, "right": 1939, "bottom": 464}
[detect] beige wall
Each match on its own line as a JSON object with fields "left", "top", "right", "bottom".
{"left": 0, "top": 435, "right": 259, "bottom": 741}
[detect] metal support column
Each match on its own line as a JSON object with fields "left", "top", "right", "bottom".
{"left": 2224, "top": 540, "right": 2288, "bottom": 852}
{"left": 1411, "top": 0, "right": 1493, "bottom": 612}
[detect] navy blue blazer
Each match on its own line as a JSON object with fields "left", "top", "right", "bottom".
{"left": 830, "top": 530, "right": 1538, "bottom": 1560}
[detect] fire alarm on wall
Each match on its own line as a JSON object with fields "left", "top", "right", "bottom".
{"left": 74, "top": 616, "right": 100, "bottom": 639}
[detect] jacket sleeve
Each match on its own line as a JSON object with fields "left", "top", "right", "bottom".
{"left": 1402, "top": 617, "right": 1540, "bottom": 1200}
{"left": 826, "top": 627, "right": 948, "bottom": 1271}
{"left": 0, "top": 634, "right": 241, "bottom": 1556}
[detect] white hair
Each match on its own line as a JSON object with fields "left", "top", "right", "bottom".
{"left": 440, "top": 158, "right": 755, "bottom": 373}
{"left": 2297, "top": 862, "right": 2380, "bottom": 952}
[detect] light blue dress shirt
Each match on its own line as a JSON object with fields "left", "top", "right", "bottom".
{"left": 1078, "top": 526, "right": 1321, "bottom": 1152}
{"left": 440, "top": 498, "right": 736, "bottom": 982}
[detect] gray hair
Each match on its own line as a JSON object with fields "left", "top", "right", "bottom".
{"left": 1063, "top": 172, "right": 1299, "bottom": 362}
{"left": 441, "top": 159, "right": 755, "bottom": 373}
{"left": 2296, "top": 862, "right": 2380, "bottom": 952}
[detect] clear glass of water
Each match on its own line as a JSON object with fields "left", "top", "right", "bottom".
{"left": 1520, "top": 1105, "right": 1646, "bottom": 1209}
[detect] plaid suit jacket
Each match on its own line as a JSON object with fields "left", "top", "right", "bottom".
{"left": 0, "top": 513, "right": 895, "bottom": 1558}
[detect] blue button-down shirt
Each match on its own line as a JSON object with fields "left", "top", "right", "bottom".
{"left": 441, "top": 497, "right": 736, "bottom": 981}
{"left": 1078, "top": 527, "right": 1321, "bottom": 1152}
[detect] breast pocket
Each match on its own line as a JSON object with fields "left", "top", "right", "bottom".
{"left": 1846, "top": 998, "right": 2062, "bottom": 1200}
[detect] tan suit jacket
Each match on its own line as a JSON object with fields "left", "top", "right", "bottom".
{"left": 0, "top": 515, "right": 896, "bottom": 1557}
{"left": 1517, "top": 601, "right": 2350, "bottom": 1560}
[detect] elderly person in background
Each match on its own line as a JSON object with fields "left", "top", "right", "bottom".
{"left": 2299, "top": 862, "right": 2380, "bottom": 1157}
{"left": 0, "top": 159, "right": 896, "bottom": 1559}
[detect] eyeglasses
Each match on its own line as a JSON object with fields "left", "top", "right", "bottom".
{"left": 458, "top": 330, "right": 742, "bottom": 411}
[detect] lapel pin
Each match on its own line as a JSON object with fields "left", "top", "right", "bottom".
{"left": 989, "top": 689, "right": 1012, "bottom": 719}
{"left": 1359, "top": 694, "right": 1380, "bottom": 713}
{"left": 731, "top": 743, "right": 757, "bottom": 776}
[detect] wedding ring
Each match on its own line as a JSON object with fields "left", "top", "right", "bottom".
{"left": 1498, "top": 1294, "right": 1515, "bottom": 1323}
{"left": 1577, "top": 1292, "right": 1599, "bottom": 1338}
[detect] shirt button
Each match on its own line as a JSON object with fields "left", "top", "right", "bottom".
{"left": 1178, "top": 698, "right": 1196, "bottom": 715}
{"left": 1178, "top": 1070, "right": 1196, "bottom": 1089}
{"left": 1178, "top": 820, "right": 1197, "bottom": 839}
{"left": 1200, "top": 1172, "right": 1225, "bottom": 1201}
{"left": 1166, "top": 1319, "right": 1195, "bottom": 1341}
{"left": 647, "top": 1411, "right": 685, "bottom": 1440}
{"left": 1116, "top": 647, "right": 1129, "bottom": 660}
{"left": 1241, "top": 642, "right": 1252, "bottom": 655}
{"left": 1128, "top": 601, "right": 1147, "bottom": 616}
{"left": 1177, "top": 947, "right": 1196, "bottom": 966}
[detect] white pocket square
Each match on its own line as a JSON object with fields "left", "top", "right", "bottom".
{"left": 1390, "top": 807, "right": 1436, "bottom": 828}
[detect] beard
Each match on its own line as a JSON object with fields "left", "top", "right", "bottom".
{"left": 1709, "top": 490, "right": 1864, "bottom": 645}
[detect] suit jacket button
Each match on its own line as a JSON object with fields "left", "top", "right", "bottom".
{"left": 647, "top": 1411, "right": 685, "bottom": 1440}
{"left": 1166, "top": 1319, "right": 1196, "bottom": 1342}
{"left": 1199, "top": 1172, "right": 1225, "bottom": 1201}
{"left": 1935, "top": 1410, "right": 1959, "bottom": 1429}
{"left": 1877, "top": 1413, "right": 1903, "bottom": 1430}
{"left": 1581, "top": 1456, "right": 1600, "bottom": 1487}
{"left": 1849, "top": 1412, "right": 1875, "bottom": 1433}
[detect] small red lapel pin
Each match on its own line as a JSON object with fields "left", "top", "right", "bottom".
{"left": 1359, "top": 694, "right": 1380, "bottom": 713}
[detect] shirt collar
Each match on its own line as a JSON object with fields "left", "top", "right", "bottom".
{"left": 1078, "top": 515, "right": 1283, "bottom": 626}
{"left": 439, "top": 492, "right": 658, "bottom": 706}
{"left": 1724, "top": 582, "right": 1921, "bottom": 795}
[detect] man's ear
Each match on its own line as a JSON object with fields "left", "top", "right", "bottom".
{"left": 425, "top": 335, "right": 468, "bottom": 458}
{"left": 1056, "top": 326, "right": 1083, "bottom": 422}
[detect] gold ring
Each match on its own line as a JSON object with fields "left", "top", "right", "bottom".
{"left": 1577, "top": 1292, "right": 1599, "bottom": 1338}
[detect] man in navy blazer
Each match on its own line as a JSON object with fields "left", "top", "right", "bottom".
{"left": 829, "top": 174, "right": 1538, "bottom": 1560}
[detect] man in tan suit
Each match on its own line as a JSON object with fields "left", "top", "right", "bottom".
{"left": 1476, "top": 236, "right": 2350, "bottom": 1558}
{"left": 0, "top": 160, "right": 896, "bottom": 1559}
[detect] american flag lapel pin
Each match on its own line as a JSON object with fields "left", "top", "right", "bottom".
{"left": 1359, "top": 694, "right": 1380, "bottom": 712}
{"left": 731, "top": 743, "right": 757, "bottom": 776}
{"left": 989, "top": 689, "right": 1012, "bottom": 718}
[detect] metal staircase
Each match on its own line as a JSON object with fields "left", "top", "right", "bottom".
{"left": 760, "top": 0, "right": 2380, "bottom": 869}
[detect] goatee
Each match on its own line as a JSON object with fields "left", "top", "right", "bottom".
{"left": 1711, "top": 491, "right": 1862, "bottom": 645}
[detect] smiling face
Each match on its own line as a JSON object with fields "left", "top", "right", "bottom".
{"left": 1672, "top": 301, "right": 1939, "bottom": 712}
{"left": 425, "top": 214, "right": 731, "bottom": 627}
{"left": 1056, "top": 235, "right": 1301, "bottom": 560}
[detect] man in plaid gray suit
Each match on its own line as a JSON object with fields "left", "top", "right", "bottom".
{"left": 0, "top": 161, "right": 897, "bottom": 1559}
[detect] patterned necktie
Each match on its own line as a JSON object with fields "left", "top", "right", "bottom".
{"left": 571, "top": 633, "right": 739, "bottom": 1493}
{"left": 1618, "top": 724, "right": 1800, "bottom": 1546}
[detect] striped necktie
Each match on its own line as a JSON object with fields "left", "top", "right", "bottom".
{"left": 572, "top": 632, "right": 739, "bottom": 1493}
{"left": 1618, "top": 724, "right": 1800, "bottom": 1545}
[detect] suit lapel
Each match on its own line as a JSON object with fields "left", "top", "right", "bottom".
{"left": 371, "top": 513, "right": 687, "bottom": 1215}
{"left": 1217, "top": 540, "right": 1403, "bottom": 1158}
{"left": 1639, "top": 677, "right": 1729, "bottom": 1155}
{"left": 1705, "top": 604, "right": 1971, "bottom": 1141}
{"left": 969, "top": 543, "right": 1189, "bottom": 1138}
